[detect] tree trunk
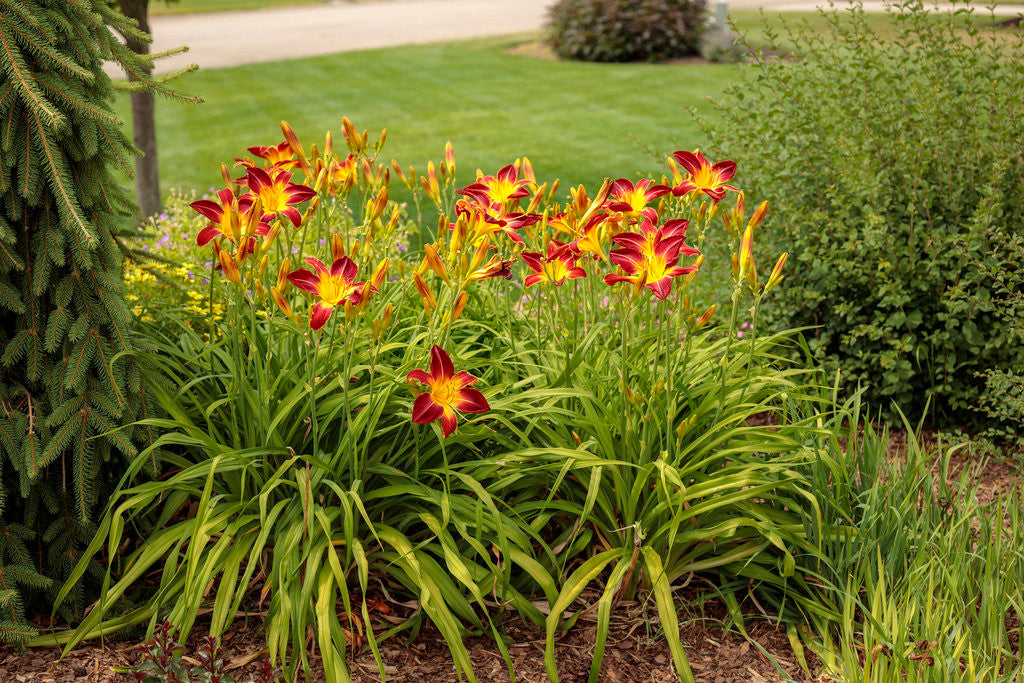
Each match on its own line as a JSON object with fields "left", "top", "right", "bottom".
{"left": 119, "top": 0, "right": 161, "bottom": 219}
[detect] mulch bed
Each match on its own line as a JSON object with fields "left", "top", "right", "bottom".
{"left": 1, "top": 430, "right": 1017, "bottom": 682}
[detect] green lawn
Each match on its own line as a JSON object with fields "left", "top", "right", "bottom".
{"left": 151, "top": 0, "right": 325, "bottom": 15}
{"left": 115, "top": 36, "right": 740, "bottom": 198}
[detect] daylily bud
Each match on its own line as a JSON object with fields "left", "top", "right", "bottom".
{"left": 331, "top": 235, "right": 346, "bottom": 262}
{"left": 739, "top": 224, "right": 754, "bottom": 278}
{"left": 765, "top": 252, "right": 788, "bottom": 292}
{"left": 341, "top": 116, "right": 361, "bottom": 153}
{"left": 548, "top": 179, "right": 560, "bottom": 202}
{"left": 220, "top": 163, "right": 232, "bottom": 188}
{"left": 324, "top": 131, "right": 334, "bottom": 157}
{"left": 695, "top": 304, "right": 715, "bottom": 329}
{"left": 276, "top": 258, "right": 291, "bottom": 291}
{"left": 423, "top": 244, "right": 450, "bottom": 284}
{"left": 271, "top": 286, "right": 296, "bottom": 322}
{"left": 216, "top": 246, "right": 242, "bottom": 287}
{"left": 254, "top": 280, "right": 266, "bottom": 299}
{"left": 746, "top": 260, "right": 758, "bottom": 292}
{"left": 676, "top": 414, "right": 697, "bottom": 438}
{"left": 413, "top": 272, "right": 436, "bottom": 312}
{"left": 376, "top": 128, "right": 388, "bottom": 153}
{"left": 748, "top": 200, "right": 768, "bottom": 231}
{"left": 521, "top": 157, "right": 535, "bottom": 184}
{"left": 368, "top": 187, "right": 388, "bottom": 222}
{"left": 371, "top": 257, "right": 390, "bottom": 289}
{"left": 387, "top": 206, "right": 401, "bottom": 232}
{"left": 280, "top": 120, "right": 309, "bottom": 172}
{"left": 313, "top": 167, "right": 328, "bottom": 193}
{"left": 258, "top": 254, "right": 269, "bottom": 276}
{"left": 451, "top": 290, "right": 468, "bottom": 322}
{"left": 667, "top": 156, "right": 684, "bottom": 186}
{"left": 444, "top": 141, "right": 455, "bottom": 176}
{"left": 422, "top": 161, "right": 441, "bottom": 206}
{"left": 381, "top": 303, "right": 393, "bottom": 328}
{"left": 731, "top": 252, "right": 740, "bottom": 280}
{"left": 391, "top": 159, "right": 408, "bottom": 185}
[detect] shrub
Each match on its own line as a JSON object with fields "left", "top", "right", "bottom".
{"left": 46, "top": 119, "right": 838, "bottom": 683}
{"left": 547, "top": 0, "right": 707, "bottom": 63}
{"left": 698, "top": 1, "right": 1024, "bottom": 431}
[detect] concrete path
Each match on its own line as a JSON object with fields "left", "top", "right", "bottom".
{"left": 116, "top": 0, "right": 1023, "bottom": 76}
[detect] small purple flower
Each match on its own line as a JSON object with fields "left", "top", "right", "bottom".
{"left": 158, "top": 213, "right": 170, "bottom": 220}
{"left": 291, "top": 246, "right": 299, "bottom": 254}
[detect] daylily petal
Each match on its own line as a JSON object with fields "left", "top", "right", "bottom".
{"left": 454, "top": 387, "right": 489, "bottom": 414}
{"left": 429, "top": 345, "right": 454, "bottom": 381}
{"left": 413, "top": 393, "right": 444, "bottom": 424}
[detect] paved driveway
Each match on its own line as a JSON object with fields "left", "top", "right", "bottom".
{"left": 116, "top": 0, "right": 1023, "bottom": 76}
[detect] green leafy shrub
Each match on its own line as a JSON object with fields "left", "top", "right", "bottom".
{"left": 547, "top": 0, "right": 707, "bottom": 62}
{"left": 0, "top": 0, "right": 186, "bottom": 642}
{"left": 699, "top": 1, "right": 1024, "bottom": 431}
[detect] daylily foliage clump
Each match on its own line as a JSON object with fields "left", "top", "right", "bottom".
{"left": 64, "top": 118, "right": 821, "bottom": 683}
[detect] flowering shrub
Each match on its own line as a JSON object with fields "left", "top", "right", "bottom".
{"left": 58, "top": 118, "right": 842, "bottom": 683}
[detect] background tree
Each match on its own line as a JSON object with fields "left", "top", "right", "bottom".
{"left": 116, "top": 0, "right": 183, "bottom": 219}
{"left": 0, "top": 0, "right": 187, "bottom": 642}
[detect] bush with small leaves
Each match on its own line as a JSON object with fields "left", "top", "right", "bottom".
{"left": 547, "top": 0, "right": 708, "bottom": 63}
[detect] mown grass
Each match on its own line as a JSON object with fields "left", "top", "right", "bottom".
{"left": 151, "top": 0, "right": 325, "bottom": 15}
{"left": 113, "top": 36, "right": 739, "bottom": 199}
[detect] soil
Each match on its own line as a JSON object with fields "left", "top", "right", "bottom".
{"left": 1, "top": 430, "right": 1017, "bottom": 683}
{"left": 0, "top": 596, "right": 811, "bottom": 682}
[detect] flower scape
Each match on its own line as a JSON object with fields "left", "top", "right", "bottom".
{"left": 63, "top": 118, "right": 812, "bottom": 683}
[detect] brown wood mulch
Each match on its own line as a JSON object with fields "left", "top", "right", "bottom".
{"left": 1, "top": 431, "right": 1018, "bottom": 683}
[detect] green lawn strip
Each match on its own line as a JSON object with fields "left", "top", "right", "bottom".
{"left": 151, "top": 0, "right": 325, "bottom": 15}
{"left": 113, "top": 36, "right": 738, "bottom": 200}
{"left": 729, "top": 7, "right": 1021, "bottom": 49}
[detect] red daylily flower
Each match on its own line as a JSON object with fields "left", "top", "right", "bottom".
{"left": 191, "top": 188, "right": 270, "bottom": 249}
{"left": 286, "top": 256, "right": 370, "bottom": 330}
{"left": 457, "top": 164, "right": 532, "bottom": 209}
{"left": 247, "top": 141, "right": 299, "bottom": 170}
{"left": 521, "top": 240, "right": 586, "bottom": 287}
{"left": 671, "top": 151, "right": 738, "bottom": 202}
{"left": 455, "top": 199, "right": 540, "bottom": 246}
{"left": 407, "top": 345, "right": 489, "bottom": 437}
{"left": 603, "top": 219, "right": 701, "bottom": 300}
{"left": 606, "top": 178, "right": 670, "bottom": 223}
{"left": 246, "top": 166, "right": 316, "bottom": 227}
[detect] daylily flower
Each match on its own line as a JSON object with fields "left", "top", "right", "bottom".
{"left": 246, "top": 166, "right": 316, "bottom": 227}
{"left": 465, "top": 241, "right": 515, "bottom": 282}
{"left": 606, "top": 178, "right": 670, "bottom": 223}
{"left": 191, "top": 188, "right": 270, "bottom": 247}
{"left": 671, "top": 151, "right": 738, "bottom": 202}
{"left": 407, "top": 345, "right": 489, "bottom": 437}
{"left": 286, "top": 256, "right": 369, "bottom": 330}
{"left": 455, "top": 199, "right": 540, "bottom": 246}
{"left": 521, "top": 240, "right": 586, "bottom": 287}
{"left": 457, "top": 164, "right": 532, "bottom": 209}
{"left": 603, "top": 219, "right": 701, "bottom": 300}
{"left": 247, "top": 141, "right": 299, "bottom": 170}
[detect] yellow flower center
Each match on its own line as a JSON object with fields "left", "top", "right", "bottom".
{"left": 430, "top": 379, "right": 457, "bottom": 407}
{"left": 260, "top": 184, "right": 288, "bottom": 212}
{"left": 691, "top": 166, "right": 718, "bottom": 190}
{"left": 319, "top": 275, "right": 355, "bottom": 305}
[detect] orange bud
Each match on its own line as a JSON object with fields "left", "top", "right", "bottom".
{"left": 548, "top": 179, "right": 561, "bottom": 202}
{"left": 387, "top": 205, "right": 401, "bottom": 232}
{"left": 271, "top": 286, "right": 296, "bottom": 322}
{"left": 444, "top": 141, "right": 455, "bottom": 176}
{"left": 254, "top": 280, "right": 266, "bottom": 298}
{"left": 748, "top": 200, "right": 768, "bottom": 231}
{"left": 695, "top": 304, "right": 715, "bottom": 329}
{"left": 731, "top": 252, "right": 740, "bottom": 280}
{"left": 280, "top": 120, "right": 309, "bottom": 172}
{"left": 324, "top": 131, "right": 334, "bottom": 157}
{"left": 371, "top": 257, "right": 390, "bottom": 289}
{"left": 276, "top": 258, "right": 291, "bottom": 291}
{"left": 217, "top": 246, "right": 242, "bottom": 287}
{"left": 381, "top": 302, "right": 393, "bottom": 328}
{"left": 331, "top": 234, "right": 346, "bottom": 262}
{"left": 667, "top": 156, "right": 683, "bottom": 186}
{"left": 765, "top": 252, "right": 787, "bottom": 292}
{"left": 521, "top": 157, "right": 536, "bottom": 184}
{"left": 451, "top": 290, "right": 468, "bottom": 322}
{"left": 739, "top": 224, "right": 754, "bottom": 279}
{"left": 391, "top": 159, "right": 408, "bottom": 184}
{"left": 423, "top": 244, "right": 450, "bottom": 284}
{"left": 220, "top": 163, "right": 232, "bottom": 188}
{"left": 258, "top": 254, "right": 269, "bottom": 276}
{"left": 368, "top": 187, "right": 388, "bottom": 222}
{"left": 421, "top": 161, "right": 441, "bottom": 206}
{"left": 375, "top": 128, "right": 388, "bottom": 153}
{"left": 341, "top": 116, "right": 361, "bottom": 153}
{"left": 413, "top": 272, "right": 436, "bottom": 312}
